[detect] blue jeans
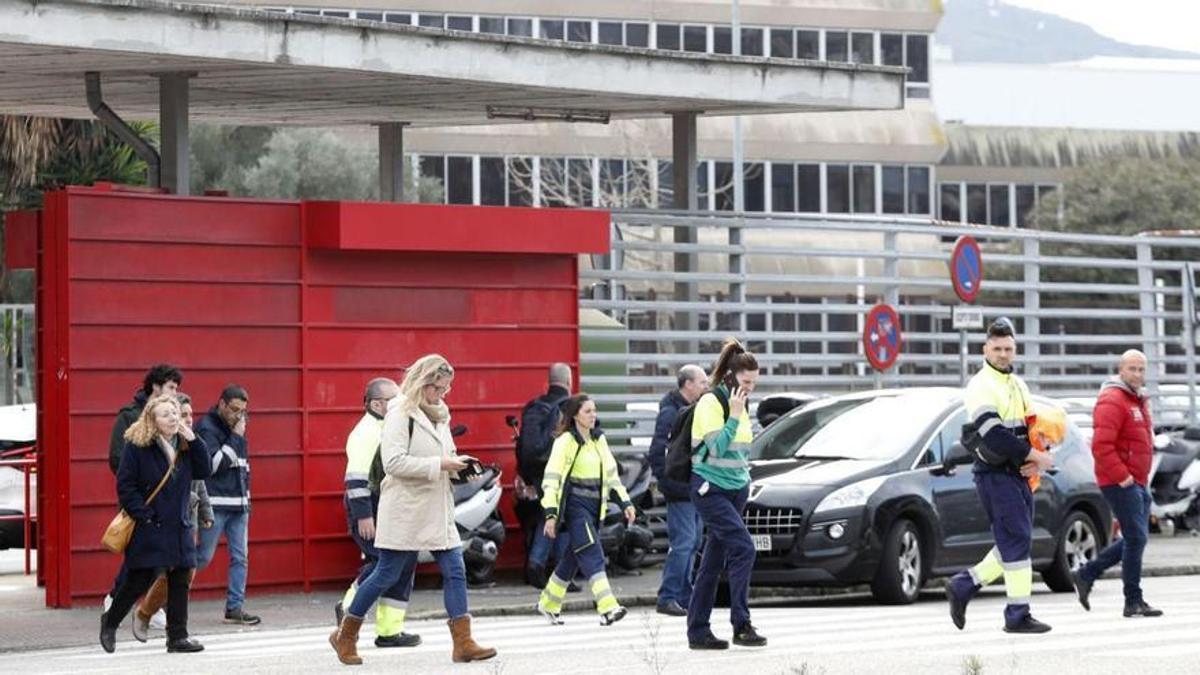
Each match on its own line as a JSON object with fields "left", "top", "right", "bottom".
{"left": 197, "top": 509, "right": 249, "bottom": 611}
{"left": 529, "top": 514, "right": 570, "bottom": 568}
{"left": 1080, "top": 483, "right": 1152, "bottom": 604}
{"left": 349, "top": 548, "right": 468, "bottom": 621}
{"left": 658, "top": 499, "right": 703, "bottom": 607}
{"left": 687, "top": 473, "right": 754, "bottom": 642}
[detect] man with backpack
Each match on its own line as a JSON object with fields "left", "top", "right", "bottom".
{"left": 648, "top": 365, "right": 708, "bottom": 616}
{"left": 517, "top": 363, "right": 572, "bottom": 588}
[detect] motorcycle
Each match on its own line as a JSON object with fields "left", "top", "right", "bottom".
{"left": 417, "top": 424, "right": 506, "bottom": 586}
{"left": 1148, "top": 426, "right": 1200, "bottom": 535}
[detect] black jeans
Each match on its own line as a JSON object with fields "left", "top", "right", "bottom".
{"left": 104, "top": 566, "right": 192, "bottom": 641}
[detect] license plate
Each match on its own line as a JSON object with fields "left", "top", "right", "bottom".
{"left": 752, "top": 534, "right": 772, "bottom": 551}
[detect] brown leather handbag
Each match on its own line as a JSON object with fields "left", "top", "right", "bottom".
{"left": 101, "top": 455, "right": 176, "bottom": 554}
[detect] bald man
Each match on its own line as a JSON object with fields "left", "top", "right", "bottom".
{"left": 1072, "top": 350, "right": 1163, "bottom": 618}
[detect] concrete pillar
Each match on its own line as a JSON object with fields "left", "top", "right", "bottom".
{"left": 157, "top": 73, "right": 191, "bottom": 195}
{"left": 379, "top": 122, "right": 407, "bottom": 202}
{"left": 672, "top": 112, "right": 699, "bottom": 347}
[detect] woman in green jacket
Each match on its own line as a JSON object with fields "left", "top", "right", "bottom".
{"left": 536, "top": 394, "right": 636, "bottom": 625}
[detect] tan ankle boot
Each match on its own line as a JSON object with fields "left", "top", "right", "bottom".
{"left": 448, "top": 615, "right": 497, "bottom": 663}
{"left": 328, "top": 615, "right": 363, "bottom": 666}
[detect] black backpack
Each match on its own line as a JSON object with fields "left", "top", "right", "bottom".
{"left": 516, "top": 396, "right": 563, "bottom": 484}
{"left": 665, "top": 389, "right": 730, "bottom": 483}
{"left": 368, "top": 417, "right": 414, "bottom": 495}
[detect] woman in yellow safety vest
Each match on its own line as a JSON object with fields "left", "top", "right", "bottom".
{"left": 536, "top": 393, "right": 636, "bottom": 625}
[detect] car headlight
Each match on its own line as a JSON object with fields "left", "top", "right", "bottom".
{"left": 813, "top": 476, "right": 888, "bottom": 514}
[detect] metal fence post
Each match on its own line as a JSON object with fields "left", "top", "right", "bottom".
{"left": 1023, "top": 238, "right": 1041, "bottom": 385}
{"left": 1136, "top": 242, "right": 1160, "bottom": 403}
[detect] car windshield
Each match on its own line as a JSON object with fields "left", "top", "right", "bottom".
{"left": 748, "top": 394, "right": 942, "bottom": 461}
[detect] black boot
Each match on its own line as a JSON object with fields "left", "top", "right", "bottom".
{"left": 732, "top": 623, "right": 767, "bottom": 647}
{"left": 1071, "top": 570, "right": 1093, "bottom": 611}
{"left": 99, "top": 613, "right": 117, "bottom": 653}
{"left": 166, "top": 637, "right": 205, "bottom": 653}
{"left": 375, "top": 632, "right": 422, "bottom": 648}
{"left": 1123, "top": 601, "right": 1163, "bottom": 618}
{"left": 1003, "top": 615, "right": 1052, "bottom": 634}
{"left": 688, "top": 633, "right": 729, "bottom": 650}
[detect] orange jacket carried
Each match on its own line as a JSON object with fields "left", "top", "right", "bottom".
{"left": 1025, "top": 402, "right": 1067, "bottom": 491}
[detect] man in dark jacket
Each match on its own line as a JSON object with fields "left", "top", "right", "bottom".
{"left": 195, "top": 384, "right": 261, "bottom": 625}
{"left": 103, "top": 364, "right": 183, "bottom": 615}
{"left": 520, "top": 363, "right": 572, "bottom": 588}
{"left": 650, "top": 364, "right": 707, "bottom": 616}
{"left": 1072, "top": 350, "right": 1163, "bottom": 618}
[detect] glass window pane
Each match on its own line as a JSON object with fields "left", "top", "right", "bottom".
{"left": 540, "top": 157, "right": 567, "bottom": 207}
{"left": 771, "top": 163, "right": 795, "bottom": 212}
{"left": 295, "top": 9, "right": 320, "bottom": 15}
{"left": 626, "top": 23, "right": 649, "bottom": 47}
{"left": 598, "top": 22, "right": 622, "bottom": 45}
{"left": 881, "top": 33, "right": 903, "bottom": 66}
{"left": 657, "top": 160, "right": 673, "bottom": 208}
{"left": 989, "top": 184, "right": 1011, "bottom": 226}
{"left": 712, "top": 26, "right": 732, "bottom": 54}
{"left": 657, "top": 23, "right": 681, "bottom": 50}
{"left": 322, "top": 10, "right": 349, "bottom": 18}
{"left": 744, "top": 163, "right": 765, "bottom": 212}
{"left": 480, "top": 157, "right": 505, "bottom": 206}
{"left": 906, "top": 34, "right": 929, "bottom": 82}
{"left": 1015, "top": 185, "right": 1036, "bottom": 227}
{"left": 770, "top": 29, "right": 794, "bottom": 58}
{"left": 882, "top": 166, "right": 905, "bottom": 214}
{"left": 798, "top": 164, "right": 820, "bottom": 212}
{"left": 825, "top": 31, "right": 848, "bottom": 62}
{"left": 507, "top": 18, "right": 533, "bottom": 37}
{"left": 851, "top": 32, "right": 875, "bottom": 64}
{"left": 447, "top": 156, "right": 473, "bottom": 205}
{"left": 447, "top": 15, "right": 473, "bottom": 31}
{"left": 714, "top": 161, "right": 734, "bottom": 211}
{"left": 418, "top": 14, "right": 444, "bottom": 29}
{"left": 507, "top": 157, "right": 533, "bottom": 206}
{"left": 419, "top": 155, "right": 445, "bottom": 204}
{"left": 827, "top": 165, "right": 850, "bottom": 213}
{"left": 940, "top": 183, "right": 961, "bottom": 221}
{"left": 697, "top": 161, "right": 709, "bottom": 209}
{"left": 628, "top": 159, "right": 653, "bottom": 209}
{"left": 853, "top": 165, "right": 876, "bottom": 213}
{"left": 683, "top": 25, "right": 707, "bottom": 52}
{"left": 357, "top": 11, "right": 382, "bottom": 22}
{"left": 479, "top": 17, "right": 504, "bottom": 34}
{"left": 966, "top": 184, "right": 987, "bottom": 223}
{"left": 741, "top": 27, "right": 763, "bottom": 56}
{"left": 599, "top": 158, "right": 625, "bottom": 207}
{"left": 568, "top": 20, "right": 592, "bottom": 43}
{"left": 907, "top": 166, "right": 931, "bottom": 214}
{"left": 797, "top": 30, "right": 819, "bottom": 59}
{"left": 568, "top": 158, "right": 593, "bottom": 207}
{"left": 540, "top": 19, "right": 564, "bottom": 40}
{"left": 384, "top": 13, "right": 411, "bottom": 24}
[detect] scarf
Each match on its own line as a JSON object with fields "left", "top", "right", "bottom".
{"left": 419, "top": 400, "right": 450, "bottom": 425}
{"left": 155, "top": 434, "right": 178, "bottom": 466}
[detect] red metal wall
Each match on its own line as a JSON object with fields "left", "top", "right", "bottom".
{"left": 32, "top": 187, "right": 608, "bottom": 607}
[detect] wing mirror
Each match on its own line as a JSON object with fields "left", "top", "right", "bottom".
{"left": 944, "top": 442, "right": 974, "bottom": 467}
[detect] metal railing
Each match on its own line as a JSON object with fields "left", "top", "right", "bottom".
{"left": 581, "top": 211, "right": 1200, "bottom": 444}
{"left": 0, "top": 449, "right": 37, "bottom": 575}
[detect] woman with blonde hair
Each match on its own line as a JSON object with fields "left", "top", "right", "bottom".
{"left": 536, "top": 393, "right": 635, "bottom": 626}
{"left": 330, "top": 354, "right": 496, "bottom": 665}
{"left": 100, "top": 394, "right": 211, "bottom": 654}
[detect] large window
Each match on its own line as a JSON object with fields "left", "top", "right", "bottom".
{"left": 446, "top": 156, "right": 473, "bottom": 205}
{"left": 479, "top": 156, "right": 505, "bottom": 206}
{"left": 826, "top": 165, "right": 850, "bottom": 213}
{"left": 797, "top": 164, "right": 821, "bottom": 213}
{"left": 941, "top": 181, "right": 1063, "bottom": 227}
{"left": 825, "top": 31, "right": 849, "bottom": 62}
{"left": 771, "top": 163, "right": 795, "bottom": 212}
{"left": 852, "top": 165, "right": 876, "bottom": 214}
{"left": 797, "top": 30, "right": 819, "bottom": 60}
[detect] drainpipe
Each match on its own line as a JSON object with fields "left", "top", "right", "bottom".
{"left": 84, "top": 72, "right": 160, "bottom": 188}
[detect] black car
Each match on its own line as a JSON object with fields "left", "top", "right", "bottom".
{"left": 745, "top": 387, "right": 1111, "bottom": 604}
{"left": 756, "top": 392, "right": 824, "bottom": 429}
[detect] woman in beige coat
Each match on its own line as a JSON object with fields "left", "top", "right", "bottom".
{"left": 329, "top": 354, "right": 496, "bottom": 666}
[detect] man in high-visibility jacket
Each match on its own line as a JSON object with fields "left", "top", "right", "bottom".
{"left": 946, "top": 318, "right": 1055, "bottom": 634}
{"left": 334, "top": 378, "right": 420, "bottom": 648}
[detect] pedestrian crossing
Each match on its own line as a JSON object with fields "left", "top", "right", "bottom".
{"left": 9, "top": 576, "right": 1200, "bottom": 674}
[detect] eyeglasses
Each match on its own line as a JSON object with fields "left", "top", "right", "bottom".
{"left": 426, "top": 383, "right": 452, "bottom": 396}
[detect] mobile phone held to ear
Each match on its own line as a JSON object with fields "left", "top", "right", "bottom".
{"left": 723, "top": 371, "right": 738, "bottom": 391}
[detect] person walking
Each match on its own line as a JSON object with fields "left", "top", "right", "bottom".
{"left": 687, "top": 339, "right": 766, "bottom": 650}
{"left": 649, "top": 364, "right": 708, "bottom": 617}
{"left": 536, "top": 393, "right": 636, "bottom": 626}
{"left": 945, "top": 317, "right": 1055, "bottom": 634}
{"left": 100, "top": 395, "right": 210, "bottom": 654}
{"left": 333, "top": 377, "right": 421, "bottom": 648}
{"left": 329, "top": 355, "right": 496, "bottom": 665}
{"left": 516, "top": 363, "right": 572, "bottom": 588}
{"left": 1071, "top": 350, "right": 1163, "bottom": 618}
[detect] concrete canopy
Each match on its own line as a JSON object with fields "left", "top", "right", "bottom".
{"left": 0, "top": 0, "right": 906, "bottom": 127}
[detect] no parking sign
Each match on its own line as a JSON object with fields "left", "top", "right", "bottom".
{"left": 863, "top": 303, "right": 902, "bottom": 371}
{"left": 950, "top": 235, "right": 983, "bottom": 304}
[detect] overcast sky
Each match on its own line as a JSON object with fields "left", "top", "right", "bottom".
{"left": 1001, "top": 0, "right": 1200, "bottom": 53}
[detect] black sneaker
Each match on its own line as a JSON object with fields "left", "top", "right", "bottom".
{"left": 166, "top": 637, "right": 205, "bottom": 653}
{"left": 600, "top": 606, "right": 628, "bottom": 626}
{"left": 656, "top": 601, "right": 687, "bottom": 617}
{"left": 1071, "top": 570, "right": 1093, "bottom": 611}
{"left": 945, "top": 586, "right": 968, "bottom": 630}
{"left": 224, "top": 608, "right": 262, "bottom": 625}
{"left": 1124, "top": 601, "right": 1164, "bottom": 618}
{"left": 1003, "top": 615, "right": 1052, "bottom": 634}
{"left": 733, "top": 623, "right": 767, "bottom": 647}
{"left": 334, "top": 601, "right": 344, "bottom": 625}
{"left": 375, "top": 632, "right": 422, "bottom": 648}
{"left": 688, "top": 633, "right": 729, "bottom": 650}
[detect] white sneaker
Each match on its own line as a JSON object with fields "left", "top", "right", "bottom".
{"left": 536, "top": 604, "right": 564, "bottom": 626}
{"left": 150, "top": 608, "right": 167, "bottom": 630}
{"left": 103, "top": 594, "right": 113, "bottom": 612}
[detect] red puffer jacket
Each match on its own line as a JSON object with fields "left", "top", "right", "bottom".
{"left": 1091, "top": 379, "right": 1154, "bottom": 487}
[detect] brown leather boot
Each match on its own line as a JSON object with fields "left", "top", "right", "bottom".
{"left": 328, "top": 615, "right": 363, "bottom": 666}
{"left": 139, "top": 574, "right": 169, "bottom": 621}
{"left": 448, "top": 615, "right": 497, "bottom": 663}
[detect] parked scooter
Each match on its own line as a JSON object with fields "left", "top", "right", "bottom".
{"left": 1148, "top": 426, "right": 1200, "bottom": 536}
{"left": 600, "top": 451, "right": 655, "bottom": 572}
{"left": 417, "top": 424, "right": 506, "bottom": 586}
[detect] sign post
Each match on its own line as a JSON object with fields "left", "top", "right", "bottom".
{"left": 950, "top": 236, "right": 983, "bottom": 385}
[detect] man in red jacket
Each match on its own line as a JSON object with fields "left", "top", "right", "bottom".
{"left": 1071, "top": 350, "right": 1163, "bottom": 618}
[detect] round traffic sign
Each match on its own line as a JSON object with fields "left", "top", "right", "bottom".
{"left": 863, "top": 303, "right": 902, "bottom": 371}
{"left": 950, "top": 235, "right": 983, "bottom": 304}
